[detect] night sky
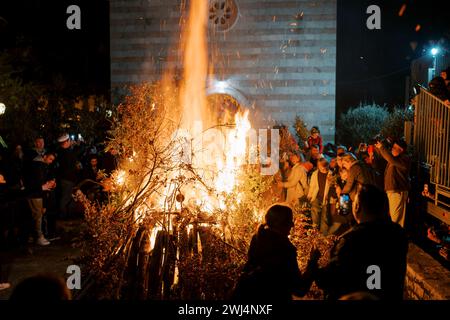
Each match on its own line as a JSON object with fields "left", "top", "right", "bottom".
{"left": 337, "top": 0, "right": 449, "bottom": 114}
{"left": 0, "top": 0, "right": 110, "bottom": 95}
{"left": 0, "top": 0, "right": 449, "bottom": 114}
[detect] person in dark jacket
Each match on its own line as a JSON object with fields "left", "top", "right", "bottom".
{"left": 233, "top": 204, "right": 320, "bottom": 300}
{"left": 25, "top": 151, "right": 56, "bottom": 246}
{"left": 440, "top": 67, "right": 450, "bottom": 92}
{"left": 375, "top": 139, "right": 411, "bottom": 227}
{"left": 428, "top": 76, "right": 450, "bottom": 104}
{"left": 101, "top": 147, "right": 118, "bottom": 176}
{"left": 9, "top": 273, "right": 71, "bottom": 300}
{"left": 336, "top": 153, "right": 370, "bottom": 201}
{"left": 0, "top": 171, "right": 13, "bottom": 247}
{"left": 56, "top": 134, "right": 80, "bottom": 218}
{"left": 314, "top": 184, "right": 408, "bottom": 300}
{"left": 80, "top": 154, "right": 103, "bottom": 201}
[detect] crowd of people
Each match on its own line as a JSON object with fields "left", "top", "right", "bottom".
{"left": 0, "top": 134, "right": 118, "bottom": 249}
{"left": 0, "top": 119, "right": 441, "bottom": 300}
{"left": 234, "top": 185, "right": 408, "bottom": 300}
{"left": 427, "top": 67, "right": 450, "bottom": 105}
{"left": 276, "top": 126, "right": 411, "bottom": 237}
{"left": 232, "top": 125, "right": 414, "bottom": 300}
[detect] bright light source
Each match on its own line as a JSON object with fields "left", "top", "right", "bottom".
{"left": 216, "top": 81, "right": 228, "bottom": 91}
{"left": 431, "top": 48, "right": 439, "bottom": 56}
{"left": 0, "top": 103, "right": 5, "bottom": 115}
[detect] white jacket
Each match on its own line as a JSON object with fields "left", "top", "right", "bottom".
{"left": 307, "top": 169, "right": 333, "bottom": 204}
{"left": 282, "top": 163, "right": 309, "bottom": 204}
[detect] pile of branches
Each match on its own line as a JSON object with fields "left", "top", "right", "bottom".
{"left": 75, "top": 83, "right": 334, "bottom": 300}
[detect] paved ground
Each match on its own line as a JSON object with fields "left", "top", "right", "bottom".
{"left": 1, "top": 219, "right": 447, "bottom": 300}
{"left": 0, "top": 220, "right": 82, "bottom": 300}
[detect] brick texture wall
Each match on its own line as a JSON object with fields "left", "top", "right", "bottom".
{"left": 405, "top": 244, "right": 450, "bottom": 300}
{"left": 110, "top": 0, "right": 337, "bottom": 142}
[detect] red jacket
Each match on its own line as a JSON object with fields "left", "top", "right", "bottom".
{"left": 307, "top": 135, "right": 323, "bottom": 153}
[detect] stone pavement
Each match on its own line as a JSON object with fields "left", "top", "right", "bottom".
{"left": 0, "top": 220, "right": 82, "bottom": 300}
{"left": 1, "top": 220, "right": 448, "bottom": 300}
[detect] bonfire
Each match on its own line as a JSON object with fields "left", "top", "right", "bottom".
{"left": 76, "top": 0, "right": 334, "bottom": 300}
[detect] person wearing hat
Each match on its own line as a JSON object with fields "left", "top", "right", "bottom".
{"left": 56, "top": 134, "right": 79, "bottom": 218}
{"left": 375, "top": 139, "right": 411, "bottom": 227}
{"left": 306, "top": 126, "right": 323, "bottom": 154}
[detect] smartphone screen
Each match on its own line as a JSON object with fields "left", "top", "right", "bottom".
{"left": 339, "top": 194, "right": 350, "bottom": 215}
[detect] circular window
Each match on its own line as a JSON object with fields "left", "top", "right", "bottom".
{"left": 208, "top": 0, "right": 238, "bottom": 31}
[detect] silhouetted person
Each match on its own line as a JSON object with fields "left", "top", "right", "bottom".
{"left": 315, "top": 184, "right": 408, "bottom": 300}
{"left": 9, "top": 273, "right": 71, "bottom": 300}
{"left": 80, "top": 154, "right": 103, "bottom": 201}
{"left": 101, "top": 147, "right": 118, "bottom": 176}
{"left": 428, "top": 76, "right": 450, "bottom": 104}
{"left": 440, "top": 67, "right": 450, "bottom": 92}
{"left": 233, "top": 204, "right": 320, "bottom": 300}
{"left": 56, "top": 134, "right": 79, "bottom": 218}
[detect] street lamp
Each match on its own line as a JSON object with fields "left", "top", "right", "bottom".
{"left": 431, "top": 47, "right": 439, "bottom": 79}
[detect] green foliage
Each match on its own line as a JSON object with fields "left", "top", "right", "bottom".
{"left": 381, "top": 107, "right": 414, "bottom": 140}
{"left": 337, "top": 103, "right": 389, "bottom": 146}
{"left": 220, "top": 165, "right": 276, "bottom": 251}
{"left": 293, "top": 115, "right": 309, "bottom": 149}
{"left": 0, "top": 54, "right": 43, "bottom": 143}
{"left": 0, "top": 51, "right": 112, "bottom": 146}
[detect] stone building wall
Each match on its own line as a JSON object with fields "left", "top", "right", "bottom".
{"left": 405, "top": 244, "right": 450, "bottom": 300}
{"left": 110, "top": 0, "right": 336, "bottom": 142}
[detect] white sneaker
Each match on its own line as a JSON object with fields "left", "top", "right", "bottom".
{"left": 36, "top": 236, "right": 50, "bottom": 246}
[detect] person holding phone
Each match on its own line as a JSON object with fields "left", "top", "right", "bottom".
{"left": 314, "top": 184, "right": 408, "bottom": 300}
{"left": 326, "top": 168, "right": 355, "bottom": 236}
{"left": 335, "top": 153, "right": 370, "bottom": 202}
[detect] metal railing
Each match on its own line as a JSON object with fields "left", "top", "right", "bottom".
{"left": 414, "top": 87, "right": 450, "bottom": 210}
